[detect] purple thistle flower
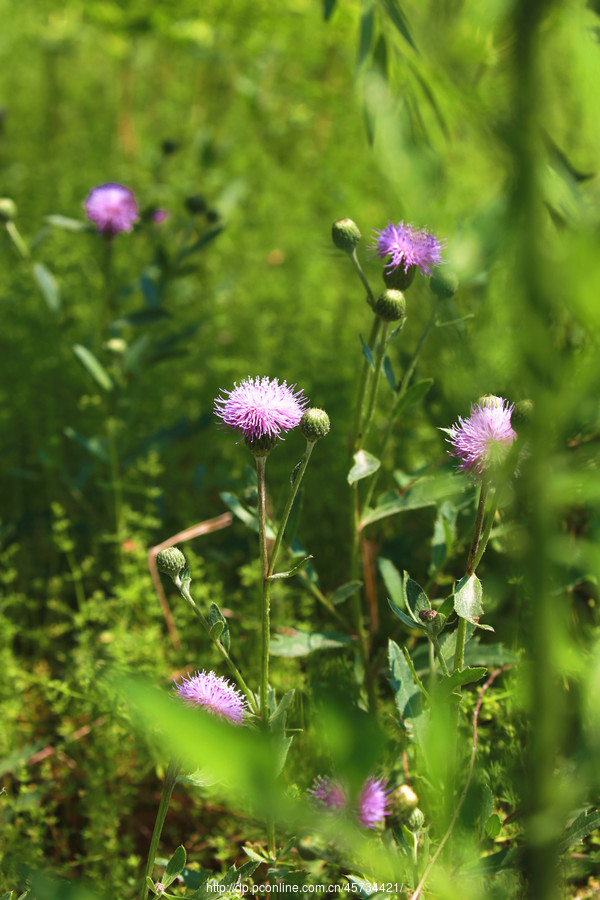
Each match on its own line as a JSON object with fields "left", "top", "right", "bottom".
{"left": 152, "top": 208, "right": 169, "bottom": 224}
{"left": 358, "top": 776, "right": 390, "bottom": 829}
{"left": 174, "top": 670, "right": 249, "bottom": 725}
{"left": 214, "top": 376, "right": 308, "bottom": 442}
{"left": 308, "top": 776, "right": 347, "bottom": 811}
{"left": 445, "top": 397, "right": 517, "bottom": 477}
{"left": 85, "top": 183, "right": 139, "bottom": 235}
{"left": 372, "top": 221, "right": 445, "bottom": 276}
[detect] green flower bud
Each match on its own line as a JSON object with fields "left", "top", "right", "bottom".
{"left": 300, "top": 408, "right": 330, "bottom": 442}
{"left": 408, "top": 807, "right": 425, "bottom": 832}
{"left": 156, "top": 546, "right": 187, "bottom": 577}
{"left": 513, "top": 399, "right": 533, "bottom": 425}
{"left": 390, "top": 784, "right": 419, "bottom": 817}
{"left": 0, "top": 198, "right": 17, "bottom": 222}
{"left": 104, "top": 338, "right": 127, "bottom": 356}
{"left": 383, "top": 264, "right": 416, "bottom": 292}
{"left": 478, "top": 394, "right": 504, "bottom": 409}
{"left": 374, "top": 289, "right": 406, "bottom": 322}
{"left": 430, "top": 270, "right": 458, "bottom": 299}
{"left": 418, "top": 608, "right": 446, "bottom": 637}
{"left": 245, "top": 433, "right": 279, "bottom": 457}
{"left": 331, "top": 218, "right": 361, "bottom": 253}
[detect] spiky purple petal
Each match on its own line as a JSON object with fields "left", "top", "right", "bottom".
{"left": 358, "top": 777, "right": 390, "bottom": 828}
{"left": 174, "top": 670, "right": 249, "bottom": 725}
{"left": 214, "top": 376, "right": 307, "bottom": 441}
{"left": 308, "top": 776, "right": 347, "bottom": 811}
{"left": 372, "top": 221, "right": 445, "bottom": 276}
{"left": 445, "top": 398, "right": 517, "bottom": 477}
{"left": 85, "top": 183, "right": 139, "bottom": 235}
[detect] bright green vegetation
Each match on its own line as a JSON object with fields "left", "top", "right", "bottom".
{"left": 1, "top": 1, "right": 600, "bottom": 899}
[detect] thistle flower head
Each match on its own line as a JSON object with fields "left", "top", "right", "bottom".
{"left": 174, "top": 670, "right": 249, "bottom": 725}
{"left": 85, "top": 183, "right": 139, "bottom": 235}
{"left": 445, "top": 398, "right": 517, "bottom": 477}
{"left": 308, "top": 776, "right": 347, "bottom": 811}
{"left": 214, "top": 376, "right": 307, "bottom": 442}
{"left": 358, "top": 776, "right": 390, "bottom": 829}
{"left": 372, "top": 221, "right": 444, "bottom": 277}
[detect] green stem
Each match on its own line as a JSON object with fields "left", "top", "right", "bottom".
{"left": 139, "top": 757, "right": 179, "bottom": 900}
{"left": 5, "top": 221, "right": 30, "bottom": 259}
{"left": 363, "top": 300, "right": 437, "bottom": 513}
{"left": 267, "top": 442, "right": 314, "bottom": 579}
{"left": 431, "top": 636, "right": 450, "bottom": 677}
{"left": 469, "top": 485, "right": 501, "bottom": 575}
{"left": 351, "top": 316, "right": 381, "bottom": 453}
{"left": 349, "top": 247, "right": 376, "bottom": 308}
{"left": 178, "top": 580, "right": 259, "bottom": 716}
{"left": 453, "top": 482, "right": 489, "bottom": 673}
{"left": 361, "top": 319, "right": 390, "bottom": 449}
{"left": 256, "top": 455, "right": 270, "bottom": 722}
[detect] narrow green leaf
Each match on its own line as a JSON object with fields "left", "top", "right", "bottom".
{"left": 453, "top": 573, "right": 484, "bottom": 620}
{"left": 395, "top": 377, "right": 433, "bottom": 408}
{"left": 33, "top": 263, "right": 60, "bottom": 314}
{"left": 437, "top": 666, "right": 487, "bottom": 698}
{"left": 356, "top": 5, "right": 375, "bottom": 68}
{"left": 559, "top": 808, "right": 600, "bottom": 852}
{"left": 323, "top": 0, "right": 336, "bottom": 20}
{"left": 72, "top": 344, "right": 113, "bottom": 391}
{"left": 360, "top": 335, "right": 375, "bottom": 369}
{"left": 383, "top": 354, "right": 396, "bottom": 391}
{"left": 387, "top": 596, "right": 423, "bottom": 630}
{"left": 347, "top": 450, "right": 380, "bottom": 485}
{"left": 362, "top": 470, "right": 466, "bottom": 526}
{"left": 388, "top": 640, "right": 425, "bottom": 730}
{"left": 404, "top": 573, "right": 431, "bottom": 617}
{"left": 270, "top": 689, "right": 295, "bottom": 733}
{"left": 146, "top": 876, "right": 157, "bottom": 893}
{"left": 219, "top": 492, "right": 275, "bottom": 539}
{"left": 378, "top": 557, "right": 403, "bottom": 606}
{"left": 330, "top": 581, "right": 362, "bottom": 605}
{"left": 243, "top": 845, "right": 269, "bottom": 864}
{"left": 268, "top": 555, "right": 313, "bottom": 580}
{"left": 179, "top": 225, "right": 224, "bottom": 260}
{"left": 270, "top": 630, "right": 353, "bottom": 657}
{"left": 63, "top": 426, "right": 109, "bottom": 462}
{"left": 379, "top": 0, "right": 417, "bottom": 51}
{"left": 208, "top": 602, "right": 230, "bottom": 653}
{"left": 479, "top": 784, "right": 494, "bottom": 837}
{"left": 372, "top": 32, "right": 388, "bottom": 79}
{"left": 114, "top": 308, "right": 170, "bottom": 327}
{"left": 45, "top": 214, "right": 88, "bottom": 231}
{"left": 164, "top": 845, "right": 187, "bottom": 887}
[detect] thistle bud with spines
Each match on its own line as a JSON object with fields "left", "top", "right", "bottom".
{"left": 0, "top": 198, "right": 17, "bottom": 222}
{"left": 156, "top": 546, "right": 187, "bottom": 579}
{"left": 300, "top": 408, "right": 330, "bottom": 443}
{"left": 430, "top": 270, "right": 458, "bottom": 299}
{"left": 331, "top": 218, "right": 361, "bottom": 254}
{"left": 373, "top": 289, "right": 406, "bottom": 323}
{"left": 245, "top": 433, "right": 279, "bottom": 457}
{"left": 383, "top": 264, "right": 416, "bottom": 292}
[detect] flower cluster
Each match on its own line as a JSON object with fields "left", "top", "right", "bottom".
{"left": 372, "top": 220, "right": 444, "bottom": 276}
{"left": 214, "top": 376, "right": 307, "bottom": 442}
{"left": 85, "top": 183, "right": 139, "bottom": 235}
{"left": 173, "top": 670, "right": 249, "bottom": 725}
{"left": 445, "top": 397, "right": 517, "bottom": 477}
{"left": 308, "top": 775, "right": 390, "bottom": 829}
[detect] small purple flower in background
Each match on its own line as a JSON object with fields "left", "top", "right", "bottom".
{"left": 445, "top": 397, "right": 517, "bottom": 477}
{"left": 152, "top": 209, "right": 169, "bottom": 224}
{"left": 358, "top": 776, "right": 390, "bottom": 828}
{"left": 308, "top": 776, "right": 347, "bottom": 811}
{"left": 214, "top": 376, "right": 307, "bottom": 442}
{"left": 174, "top": 670, "right": 248, "bottom": 725}
{"left": 372, "top": 221, "right": 444, "bottom": 276}
{"left": 85, "top": 183, "right": 139, "bottom": 235}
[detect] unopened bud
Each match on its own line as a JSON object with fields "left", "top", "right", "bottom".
{"left": 513, "top": 399, "right": 533, "bottom": 425}
{"left": 300, "top": 408, "right": 330, "bottom": 442}
{"left": 245, "top": 433, "right": 278, "bottom": 457}
{"left": 104, "top": 338, "right": 127, "bottom": 356}
{"left": 383, "top": 264, "right": 416, "bottom": 292}
{"left": 156, "top": 546, "right": 187, "bottom": 577}
{"left": 373, "top": 289, "right": 406, "bottom": 322}
{"left": 478, "top": 394, "right": 504, "bottom": 409}
{"left": 430, "top": 270, "right": 458, "bottom": 299}
{"left": 391, "top": 784, "right": 419, "bottom": 816}
{"left": 418, "top": 609, "right": 437, "bottom": 623}
{"left": 408, "top": 807, "right": 425, "bottom": 832}
{"left": 0, "top": 198, "right": 17, "bottom": 222}
{"left": 331, "top": 218, "right": 361, "bottom": 253}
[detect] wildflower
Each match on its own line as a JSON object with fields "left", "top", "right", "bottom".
{"left": 445, "top": 397, "right": 517, "bottom": 478}
{"left": 308, "top": 776, "right": 347, "bottom": 811}
{"left": 152, "top": 209, "right": 169, "bottom": 224}
{"left": 174, "top": 670, "right": 248, "bottom": 725}
{"left": 372, "top": 221, "right": 444, "bottom": 277}
{"left": 331, "top": 218, "right": 361, "bottom": 253}
{"left": 85, "top": 183, "right": 139, "bottom": 235}
{"left": 358, "top": 776, "right": 390, "bottom": 829}
{"left": 300, "top": 408, "right": 330, "bottom": 442}
{"left": 214, "top": 377, "right": 307, "bottom": 442}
